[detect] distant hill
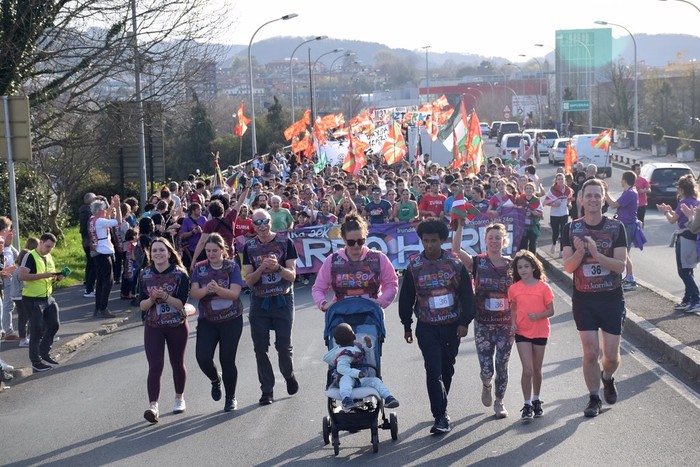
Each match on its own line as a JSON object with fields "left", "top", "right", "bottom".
{"left": 223, "top": 33, "right": 700, "bottom": 69}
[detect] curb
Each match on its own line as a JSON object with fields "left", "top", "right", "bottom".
{"left": 537, "top": 249, "right": 700, "bottom": 380}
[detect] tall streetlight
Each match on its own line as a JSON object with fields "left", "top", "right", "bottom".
{"left": 290, "top": 35, "right": 326, "bottom": 125}
{"left": 422, "top": 45, "right": 431, "bottom": 104}
{"left": 309, "top": 48, "right": 344, "bottom": 122}
{"left": 248, "top": 13, "right": 298, "bottom": 157}
{"left": 328, "top": 52, "right": 355, "bottom": 112}
{"left": 519, "top": 54, "right": 544, "bottom": 125}
{"left": 595, "top": 20, "right": 638, "bottom": 149}
{"left": 658, "top": 0, "right": 700, "bottom": 13}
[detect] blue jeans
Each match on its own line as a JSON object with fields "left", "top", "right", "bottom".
{"left": 676, "top": 240, "right": 699, "bottom": 303}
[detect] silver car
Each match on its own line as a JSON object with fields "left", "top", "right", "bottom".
{"left": 549, "top": 137, "right": 571, "bottom": 165}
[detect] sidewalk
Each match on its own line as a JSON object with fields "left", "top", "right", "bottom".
{"left": 2, "top": 147, "right": 700, "bottom": 389}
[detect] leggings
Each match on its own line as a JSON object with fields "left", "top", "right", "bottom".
{"left": 196, "top": 316, "right": 243, "bottom": 398}
{"left": 144, "top": 321, "right": 189, "bottom": 402}
{"left": 550, "top": 215, "right": 569, "bottom": 248}
{"left": 474, "top": 322, "right": 515, "bottom": 400}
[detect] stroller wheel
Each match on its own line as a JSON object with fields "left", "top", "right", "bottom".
{"left": 332, "top": 435, "right": 340, "bottom": 456}
{"left": 322, "top": 416, "right": 331, "bottom": 445}
{"left": 390, "top": 413, "right": 398, "bottom": 441}
{"left": 371, "top": 420, "right": 379, "bottom": 453}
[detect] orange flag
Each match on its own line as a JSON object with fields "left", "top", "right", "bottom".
{"left": 284, "top": 109, "right": 311, "bottom": 141}
{"left": 233, "top": 102, "right": 251, "bottom": 136}
{"left": 425, "top": 114, "right": 438, "bottom": 141}
{"left": 382, "top": 121, "right": 407, "bottom": 165}
{"left": 591, "top": 128, "right": 613, "bottom": 152}
{"left": 342, "top": 132, "right": 367, "bottom": 176}
{"left": 564, "top": 141, "right": 578, "bottom": 175}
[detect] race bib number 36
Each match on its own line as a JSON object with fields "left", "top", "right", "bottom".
{"left": 583, "top": 263, "right": 609, "bottom": 277}
{"left": 262, "top": 272, "right": 281, "bottom": 285}
{"left": 428, "top": 293, "right": 454, "bottom": 310}
{"left": 156, "top": 303, "right": 172, "bottom": 315}
{"left": 485, "top": 298, "right": 508, "bottom": 312}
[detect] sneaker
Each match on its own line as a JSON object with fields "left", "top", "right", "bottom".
{"left": 532, "top": 399, "right": 544, "bottom": 418}
{"left": 3, "top": 332, "right": 19, "bottom": 341}
{"left": 494, "top": 399, "right": 508, "bottom": 419}
{"left": 622, "top": 280, "right": 638, "bottom": 291}
{"left": 173, "top": 398, "right": 186, "bottom": 414}
{"left": 481, "top": 383, "right": 493, "bottom": 407}
{"left": 42, "top": 355, "right": 60, "bottom": 366}
{"left": 211, "top": 374, "right": 222, "bottom": 401}
{"left": 32, "top": 361, "right": 52, "bottom": 372}
{"left": 224, "top": 396, "right": 237, "bottom": 413}
{"left": 675, "top": 301, "right": 690, "bottom": 311}
{"left": 684, "top": 301, "right": 700, "bottom": 314}
{"left": 549, "top": 244, "right": 556, "bottom": 255}
{"left": 259, "top": 392, "right": 273, "bottom": 406}
{"left": 0, "top": 360, "right": 14, "bottom": 372}
{"left": 18, "top": 338, "right": 29, "bottom": 347}
{"left": 584, "top": 395, "right": 602, "bottom": 417}
{"left": 286, "top": 375, "right": 299, "bottom": 395}
{"left": 144, "top": 405, "right": 159, "bottom": 423}
{"left": 97, "top": 309, "right": 117, "bottom": 318}
{"left": 430, "top": 414, "right": 451, "bottom": 434}
{"left": 83, "top": 291, "right": 96, "bottom": 298}
{"left": 384, "top": 395, "right": 400, "bottom": 408}
{"left": 520, "top": 404, "right": 534, "bottom": 420}
{"left": 601, "top": 371, "right": 618, "bottom": 404}
{"left": 342, "top": 396, "right": 354, "bottom": 411}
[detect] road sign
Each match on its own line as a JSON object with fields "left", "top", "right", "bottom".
{"left": 562, "top": 100, "right": 590, "bottom": 112}
{"left": 0, "top": 96, "right": 32, "bottom": 161}
{"left": 503, "top": 105, "right": 511, "bottom": 113}
{"left": 503, "top": 112, "right": 511, "bottom": 119}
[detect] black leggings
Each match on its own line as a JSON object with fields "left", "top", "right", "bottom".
{"left": 550, "top": 215, "right": 569, "bottom": 248}
{"left": 196, "top": 315, "right": 243, "bottom": 398}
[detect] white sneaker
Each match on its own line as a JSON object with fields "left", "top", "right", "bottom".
{"left": 144, "top": 404, "right": 159, "bottom": 423}
{"left": 481, "top": 383, "right": 493, "bottom": 407}
{"left": 0, "top": 359, "right": 14, "bottom": 372}
{"left": 18, "top": 338, "right": 29, "bottom": 347}
{"left": 494, "top": 399, "right": 508, "bottom": 418}
{"left": 173, "top": 398, "right": 186, "bottom": 414}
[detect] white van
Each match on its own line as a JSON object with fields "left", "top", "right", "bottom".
{"left": 499, "top": 133, "right": 533, "bottom": 161}
{"left": 570, "top": 133, "right": 612, "bottom": 177}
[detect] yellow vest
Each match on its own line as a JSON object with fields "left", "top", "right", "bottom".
{"left": 22, "top": 249, "right": 55, "bottom": 298}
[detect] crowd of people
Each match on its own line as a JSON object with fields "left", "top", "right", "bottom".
{"left": 5, "top": 143, "right": 697, "bottom": 433}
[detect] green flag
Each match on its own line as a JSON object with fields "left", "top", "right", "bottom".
{"left": 314, "top": 151, "right": 327, "bottom": 173}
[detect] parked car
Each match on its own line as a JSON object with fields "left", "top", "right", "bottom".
{"left": 480, "top": 122, "right": 491, "bottom": 137}
{"left": 499, "top": 133, "right": 533, "bottom": 160}
{"left": 549, "top": 137, "right": 571, "bottom": 164}
{"left": 640, "top": 162, "right": 694, "bottom": 208}
{"left": 497, "top": 122, "right": 521, "bottom": 146}
{"left": 489, "top": 121, "right": 503, "bottom": 140}
{"left": 524, "top": 129, "right": 560, "bottom": 162}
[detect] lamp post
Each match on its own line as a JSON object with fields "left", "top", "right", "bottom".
{"left": 248, "top": 13, "right": 298, "bottom": 157}
{"left": 519, "top": 54, "right": 544, "bottom": 125}
{"left": 289, "top": 35, "right": 326, "bottom": 125}
{"left": 466, "top": 87, "right": 484, "bottom": 111}
{"left": 327, "top": 52, "right": 355, "bottom": 113}
{"left": 309, "top": 48, "right": 344, "bottom": 122}
{"left": 422, "top": 45, "right": 431, "bottom": 104}
{"left": 658, "top": 0, "right": 700, "bottom": 13}
{"left": 595, "top": 20, "right": 638, "bottom": 149}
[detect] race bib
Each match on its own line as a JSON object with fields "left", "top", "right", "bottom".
{"left": 262, "top": 272, "right": 281, "bottom": 285}
{"left": 211, "top": 298, "right": 233, "bottom": 311}
{"left": 583, "top": 263, "right": 610, "bottom": 278}
{"left": 485, "top": 298, "right": 508, "bottom": 312}
{"left": 428, "top": 293, "right": 454, "bottom": 310}
{"left": 156, "top": 303, "right": 172, "bottom": 315}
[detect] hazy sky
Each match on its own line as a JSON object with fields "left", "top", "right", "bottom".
{"left": 222, "top": 0, "right": 700, "bottom": 62}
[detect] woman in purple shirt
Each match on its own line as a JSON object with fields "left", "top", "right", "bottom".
{"left": 658, "top": 174, "right": 700, "bottom": 313}
{"left": 605, "top": 171, "right": 639, "bottom": 291}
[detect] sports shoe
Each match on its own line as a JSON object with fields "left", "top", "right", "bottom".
{"left": 342, "top": 397, "right": 354, "bottom": 411}
{"left": 259, "top": 392, "right": 273, "bottom": 406}
{"left": 494, "top": 399, "right": 508, "bottom": 418}
{"left": 3, "top": 332, "right": 19, "bottom": 341}
{"left": 430, "top": 414, "right": 451, "bottom": 434}
{"left": 675, "top": 301, "right": 690, "bottom": 311}
{"left": 549, "top": 244, "right": 556, "bottom": 255}
{"left": 97, "top": 309, "right": 117, "bottom": 318}
{"left": 19, "top": 338, "right": 30, "bottom": 347}
{"left": 385, "top": 395, "right": 400, "bottom": 408}
{"left": 32, "top": 361, "right": 52, "bottom": 372}
{"left": 622, "top": 280, "right": 638, "bottom": 291}
{"left": 601, "top": 371, "right": 618, "bottom": 404}
{"left": 532, "top": 399, "right": 543, "bottom": 418}
{"left": 173, "top": 398, "right": 186, "bottom": 414}
{"left": 211, "top": 374, "right": 222, "bottom": 401}
{"left": 286, "top": 375, "right": 299, "bottom": 395}
{"left": 42, "top": 355, "right": 60, "bottom": 366}
{"left": 0, "top": 360, "right": 14, "bottom": 372}
{"left": 684, "top": 301, "right": 700, "bottom": 314}
{"left": 83, "top": 291, "right": 95, "bottom": 298}
{"left": 584, "top": 395, "right": 602, "bottom": 417}
{"left": 520, "top": 404, "right": 534, "bottom": 420}
{"left": 481, "top": 383, "right": 493, "bottom": 407}
{"left": 144, "top": 405, "right": 159, "bottom": 423}
{"left": 224, "top": 396, "right": 237, "bottom": 412}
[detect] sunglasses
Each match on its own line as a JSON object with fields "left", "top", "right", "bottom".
{"left": 253, "top": 218, "right": 271, "bottom": 226}
{"left": 345, "top": 238, "right": 366, "bottom": 247}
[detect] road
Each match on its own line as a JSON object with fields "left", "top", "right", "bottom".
{"left": 1, "top": 282, "right": 699, "bottom": 466}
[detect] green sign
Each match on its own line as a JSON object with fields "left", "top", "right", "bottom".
{"left": 562, "top": 100, "right": 590, "bottom": 112}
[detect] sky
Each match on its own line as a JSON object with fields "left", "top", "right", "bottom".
{"left": 221, "top": 0, "right": 700, "bottom": 62}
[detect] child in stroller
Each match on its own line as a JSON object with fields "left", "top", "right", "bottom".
{"left": 323, "top": 323, "right": 399, "bottom": 411}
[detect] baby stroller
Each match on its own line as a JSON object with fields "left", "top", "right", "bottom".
{"left": 322, "top": 297, "right": 398, "bottom": 455}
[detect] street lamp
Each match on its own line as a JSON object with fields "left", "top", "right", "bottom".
{"left": 519, "top": 54, "right": 544, "bottom": 125}
{"left": 248, "top": 13, "right": 298, "bottom": 157}
{"left": 658, "top": 0, "right": 700, "bottom": 13}
{"left": 309, "top": 48, "right": 344, "bottom": 122}
{"left": 327, "top": 52, "right": 355, "bottom": 113}
{"left": 290, "top": 35, "right": 326, "bottom": 125}
{"left": 422, "top": 45, "right": 431, "bottom": 104}
{"left": 595, "top": 20, "right": 638, "bottom": 149}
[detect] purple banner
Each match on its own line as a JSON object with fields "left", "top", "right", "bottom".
{"left": 288, "top": 207, "right": 525, "bottom": 274}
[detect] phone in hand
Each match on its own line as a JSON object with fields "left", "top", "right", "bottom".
{"left": 55, "top": 267, "right": 72, "bottom": 277}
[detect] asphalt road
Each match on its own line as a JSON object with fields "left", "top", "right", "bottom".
{"left": 1, "top": 282, "right": 699, "bottom": 466}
